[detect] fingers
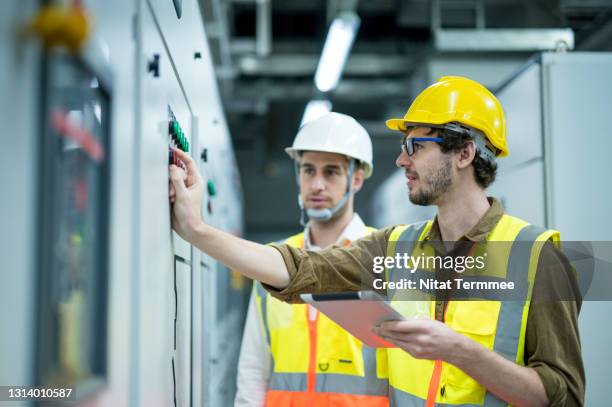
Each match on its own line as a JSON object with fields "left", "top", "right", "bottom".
{"left": 169, "top": 164, "right": 187, "bottom": 196}
{"left": 169, "top": 180, "right": 176, "bottom": 203}
{"left": 383, "top": 336, "right": 414, "bottom": 351}
{"left": 172, "top": 148, "right": 201, "bottom": 186}
{"left": 379, "top": 319, "right": 424, "bottom": 333}
{"left": 380, "top": 321, "right": 418, "bottom": 333}
{"left": 374, "top": 327, "right": 429, "bottom": 358}
{"left": 376, "top": 327, "right": 419, "bottom": 343}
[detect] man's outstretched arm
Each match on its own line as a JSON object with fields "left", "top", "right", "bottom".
{"left": 169, "top": 147, "right": 290, "bottom": 289}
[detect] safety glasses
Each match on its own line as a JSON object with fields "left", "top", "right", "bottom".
{"left": 401, "top": 136, "right": 444, "bottom": 156}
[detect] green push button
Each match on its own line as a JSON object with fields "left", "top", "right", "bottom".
{"left": 207, "top": 180, "right": 216, "bottom": 196}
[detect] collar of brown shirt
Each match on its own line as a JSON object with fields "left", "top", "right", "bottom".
{"left": 423, "top": 197, "right": 504, "bottom": 255}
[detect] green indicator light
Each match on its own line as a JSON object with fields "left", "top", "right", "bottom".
{"left": 207, "top": 180, "right": 216, "bottom": 196}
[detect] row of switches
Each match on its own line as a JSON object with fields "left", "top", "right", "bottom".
{"left": 169, "top": 120, "right": 189, "bottom": 152}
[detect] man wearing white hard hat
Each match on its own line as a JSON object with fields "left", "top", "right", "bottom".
{"left": 234, "top": 112, "right": 389, "bottom": 407}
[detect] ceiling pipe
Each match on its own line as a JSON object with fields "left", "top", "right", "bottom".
{"left": 256, "top": 0, "right": 272, "bottom": 56}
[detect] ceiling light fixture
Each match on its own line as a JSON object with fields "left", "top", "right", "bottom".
{"left": 314, "top": 11, "right": 360, "bottom": 93}
{"left": 300, "top": 100, "right": 333, "bottom": 128}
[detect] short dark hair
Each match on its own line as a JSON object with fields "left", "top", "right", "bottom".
{"left": 424, "top": 127, "right": 497, "bottom": 188}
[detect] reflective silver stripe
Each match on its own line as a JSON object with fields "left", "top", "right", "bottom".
{"left": 474, "top": 225, "right": 549, "bottom": 406}
{"left": 391, "top": 387, "right": 483, "bottom": 406}
{"left": 472, "top": 226, "right": 544, "bottom": 406}
{"left": 268, "top": 372, "right": 308, "bottom": 391}
{"left": 482, "top": 392, "right": 507, "bottom": 407}
{"left": 270, "top": 371, "right": 388, "bottom": 396}
{"left": 362, "top": 346, "right": 389, "bottom": 395}
{"left": 314, "top": 346, "right": 388, "bottom": 395}
{"left": 270, "top": 373, "right": 387, "bottom": 395}
{"left": 396, "top": 221, "right": 429, "bottom": 245}
{"left": 389, "top": 387, "right": 424, "bottom": 406}
{"left": 387, "top": 222, "right": 429, "bottom": 299}
{"left": 254, "top": 282, "right": 271, "bottom": 345}
{"left": 491, "top": 225, "right": 547, "bottom": 362}
{"left": 315, "top": 373, "right": 389, "bottom": 396}
{"left": 269, "top": 348, "right": 387, "bottom": 395}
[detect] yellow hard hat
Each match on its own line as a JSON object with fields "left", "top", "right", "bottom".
{"left": 386, "top": 76, "right": 508, "bottom": 157}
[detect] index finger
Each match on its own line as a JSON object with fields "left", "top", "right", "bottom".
{"left": 172, "top": 147, "right": 201, "bottom": 181}
{"left": 380, "top": 319, "right": 427, "bottom": 333}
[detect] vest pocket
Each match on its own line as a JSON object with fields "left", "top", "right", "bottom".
{"left": 318, "top": 322, "right": 365, "bottom": 376}
{"left": 445, "top": 301, "right": 500, "bottom": 397}
{"left": 447, "top": 301, "right": 500, "bottom": 337}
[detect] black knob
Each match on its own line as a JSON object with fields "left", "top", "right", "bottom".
{"left": 147, "top": 54, "right": 160, "bottom": 77}
{"left": 201, "top": 148, "right": 208, "bottom": 162}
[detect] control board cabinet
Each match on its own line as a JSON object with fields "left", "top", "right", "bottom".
{"left": 138, "top": 4, "right": 194, "bottom": 406}
{"left": 0, "top": 1, "right": 245, "bottom": 405}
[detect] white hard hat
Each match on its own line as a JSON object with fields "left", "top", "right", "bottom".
{"left": 285, "top": 112, "right": 374, "bottom": 178}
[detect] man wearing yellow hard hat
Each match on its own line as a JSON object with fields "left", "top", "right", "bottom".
{"left": 169, "top": 76, "right": 584, "bottom": 406}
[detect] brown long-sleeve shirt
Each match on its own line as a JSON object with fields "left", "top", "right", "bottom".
{"left": 264, "top": 199, "right": 585, "bottom": 406}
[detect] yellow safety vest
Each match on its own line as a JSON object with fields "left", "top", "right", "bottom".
{"left": 384, "top": 214, "right": 560, "bottom": 406}
{"left": 254, "top": 229, "right": 390, "bottom": 407}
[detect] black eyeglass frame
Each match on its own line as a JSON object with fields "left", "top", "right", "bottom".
{"left": 401, "top": 136, "right": 444, "bottom": 156}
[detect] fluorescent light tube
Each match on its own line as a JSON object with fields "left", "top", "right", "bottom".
{"left": 300, "top": 100, "right": 333, "bottom": 127}
{"left": 314, "top": 12, "right": 360, "bottom": 93}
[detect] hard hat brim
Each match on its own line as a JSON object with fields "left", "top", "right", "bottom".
{"left": 285, "top": 147, "right": 373, "bottom": 178}
{"left": 385, "top": 118, "right": 449, "bottom": 132}
{"left": 385, "top": 118, "right": 407, "bottom": 131}
{"left": 385, "top": 118, "right": 448, "bottom": 132}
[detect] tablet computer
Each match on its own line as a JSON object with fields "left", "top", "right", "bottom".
{"left": 300, "top": 291, "right": 405, "bottom": 348}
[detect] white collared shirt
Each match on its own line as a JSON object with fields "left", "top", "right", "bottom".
{"left": 234, "top": 214, "right": 369, "bottom": 407}
{"left": 303, "top": 213, "right": 367, "bottom": 251}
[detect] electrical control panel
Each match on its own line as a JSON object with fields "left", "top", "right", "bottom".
{"left": 1, "top": 1, "right": 246, "bottom": 406}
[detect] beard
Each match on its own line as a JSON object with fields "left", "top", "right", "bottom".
{"left": 409, "top": 157, "right": 452, "bottom": 206}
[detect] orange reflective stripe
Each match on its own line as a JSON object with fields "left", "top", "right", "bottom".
{"left": 426, "top": 301, "right": 450, "bottom": 407}
{"left": 306, "top": 305, "right": 318, "bottom": 393}
{"left": 425, "top": 360, "right": 442, "bottom": 407}
{"left": 265, "top": 390, "right": 389, "bottom": 407}
{"left": 266, "top": 227, "right": 388, "bottom": 403}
